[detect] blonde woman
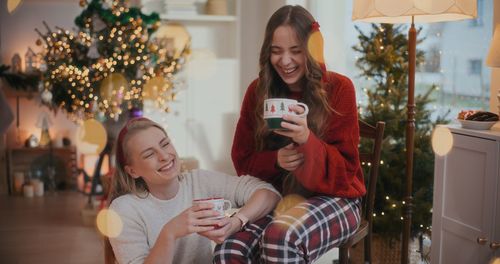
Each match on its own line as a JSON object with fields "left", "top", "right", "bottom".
{"left": 104, "top": 117, "right": 280, "bottom": 264}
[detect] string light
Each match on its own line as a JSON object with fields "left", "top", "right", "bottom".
{"left": 36, "top": 0, "right": 190, "bottom": 121}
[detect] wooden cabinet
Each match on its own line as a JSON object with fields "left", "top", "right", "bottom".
{"left": 6, "top": 146, "right": 78, "bottom": 194}
{"left": 432, "top": 125, "right": 500, "bottom": 263}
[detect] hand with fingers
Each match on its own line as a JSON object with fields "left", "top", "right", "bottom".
{"left": 163, "top": 202, "right": 221, "bottom": 240}
{"left": 274, "top": 104, "right": 310, "bottom": 145}
{"left": 277, "top": 143, "right": 304, "bottom": 172}
{"left": 198, "top": 216, "right": 242, "bottom": 244}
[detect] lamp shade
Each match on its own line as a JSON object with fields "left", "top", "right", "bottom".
{"left": 486, "top": 25, "right": 500, "bottom": 67}
{"left": 352, "top": 0, "right": 477, "bottom": 23}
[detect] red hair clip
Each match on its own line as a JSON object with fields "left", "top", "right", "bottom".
{"left": 311, "top": 21, "right": 320, "bottom": 31}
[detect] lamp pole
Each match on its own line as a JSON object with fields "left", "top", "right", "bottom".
{"left": 402, "top": 16, "right": 416, "bottom": 264}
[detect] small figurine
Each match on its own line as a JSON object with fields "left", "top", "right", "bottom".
{"left": 11, "top": 53, "right": 22, "bottom": 73}
{"left": 25, "top": 134, "right": 39, "bottom": 148}
{"left": 25, "top": 47, "right": 38, "bottom": 73}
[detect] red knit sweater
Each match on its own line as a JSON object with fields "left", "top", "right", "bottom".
{"left": 231, "top": 71, "right": 365, "bottom": 198}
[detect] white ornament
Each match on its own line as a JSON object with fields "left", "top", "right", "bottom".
{"left": 41, "top": 89, "right": 53, "bottom": 103}
{"left": 87, "top": 40, "right": 100, "bottom": 59}
{"left": 39, "top": 62, "right": 47, "bottom": 72}
{"left": 92, "top": 15, "right": 107, "bottom": 31}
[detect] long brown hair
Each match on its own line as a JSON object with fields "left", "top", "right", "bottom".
{"left": 254, "top": 5, "right": 333, "bottom": 151}
{"left": 104, "top": 118, "right": 167, "bottom": 264}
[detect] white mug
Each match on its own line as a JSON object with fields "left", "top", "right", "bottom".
{"left": 193, "top": 197, "right": 232, "bottom": 219}
{"left": 263, "top": 98, "right": 309, "bottom": 130}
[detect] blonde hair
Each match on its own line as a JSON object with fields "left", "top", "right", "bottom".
{"left": 105, "top": 117, "right": 167, "bottom": 264}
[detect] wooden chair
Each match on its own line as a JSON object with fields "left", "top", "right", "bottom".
{"left": 338, "top": 120, "right": 385, "bottom": 264}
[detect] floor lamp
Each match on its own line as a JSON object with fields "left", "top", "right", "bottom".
{"left": 352, "top": 1, "right": 477, "bottom": 263}
{"left": 486, "top": 24, "right": 500, "bottom": 115}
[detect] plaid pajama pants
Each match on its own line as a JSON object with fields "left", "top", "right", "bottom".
{"left": 213, "top": 196, "right": 361, "bottom": 264}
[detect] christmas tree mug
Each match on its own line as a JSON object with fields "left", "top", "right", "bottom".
{"left": 263, "top": 98, "right": 309, "bottom": 130}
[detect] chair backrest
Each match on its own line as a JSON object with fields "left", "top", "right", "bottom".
{"left": 358, "top": 120, "right": 385, "bottom": 223}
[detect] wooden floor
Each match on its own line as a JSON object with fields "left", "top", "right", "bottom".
{"left": 0, "top": 191, "right": 342, "bottom": 264}
{"left": 0, "top": 191, "right": 103, "bottom": 264}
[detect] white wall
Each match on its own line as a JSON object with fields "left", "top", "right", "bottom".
{"left": 145, "top": 58, "right": 239, "bottom": 174}
{"left": 0, "top": 0, "right": 81, "bottom": 66}
{"left": 239, "top": 0, "right": 287, "bottom": 100}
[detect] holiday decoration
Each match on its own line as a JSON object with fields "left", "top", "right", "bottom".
{"left": 354, "top": 24, "right": 448, "bottom": 240}
{"left": 11, "top": 54, "right": 22, "bottom": 73}
{"left": 41, "top": 89, "right": 53, "bottom": 104}
{"left": 24, "top": 47, "right": 39, "bottom": 73}
{"left": 0, "top": 64, "right": 40, "bottom": 91}
{"left": 35, "top": 0, "right": 190, "bottom": 121}
{"left": 36, "top": 111, "right": 53, "bottom": 146}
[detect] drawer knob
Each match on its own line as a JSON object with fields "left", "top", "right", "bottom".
{"left": 477, "top": 237, "right": 488, "bottom": 245}
{"left": 490, "top": 242, "right": 500, "bottom": 250}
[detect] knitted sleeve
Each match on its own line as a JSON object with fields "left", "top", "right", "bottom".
{"left": 193, "top": 169, "right": 281, "bottom": 208}
{"left": 294, "top": 73, "right": 365, "bottom": 198}
{"left": 231, "top": 80, "right": 281, "bottom": 181}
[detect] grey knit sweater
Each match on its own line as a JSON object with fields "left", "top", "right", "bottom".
{"left": 109, "top": 169, "right": 279, "bottom": 264}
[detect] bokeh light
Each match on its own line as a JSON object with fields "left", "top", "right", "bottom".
{"left": 96, "top": 209, "right": 123, "bottom": 238}
{"left": 274, "top": 194, "right": 306, "bottom": 217}
{"left": 77, "top": 118, "right": 107, "bottom": 155}
{"left": 100, "top": 73, "right": 128, "bottom": 103}
{"left": 142, "top": 76, "right": 169, "bottom": 100}
{"left": 7, "top": 0, "right": 22, "bottom": 14}
{"left": 307, "top": 31, "right": 324, "bottom": 64}
{"left": 432, "top": 126, "right": 453, "bottom": 156}
{"left": 151, "top": 22, "right": 190, "bottom": 59}
{"left": 489, "top": 257, "right": 500, "bottom": 264}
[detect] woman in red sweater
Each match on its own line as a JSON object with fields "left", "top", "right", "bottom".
{"left": 213, "top": 5, "right": 364, "bottom": 263}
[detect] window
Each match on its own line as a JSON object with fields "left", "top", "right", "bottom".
{"left": 470, "top": 0, "right": 484, "bottom": 27}
{"left": 469, "top": 59, "right": 482, "bottom": 75}
{"left": 422, "top": 45, "right": 441, "bottom": 73}
{"left": 310, "top": 0, "right": 493, "bottom": 120}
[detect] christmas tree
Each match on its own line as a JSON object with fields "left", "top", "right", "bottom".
{"left": 36, "top": 0, "right": 190, "bottom": 121}
{"left": 353, "top": 24, "right": 448, "bottom": 239}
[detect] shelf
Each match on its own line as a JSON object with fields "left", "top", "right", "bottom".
{"left": 160, "top": 14, "right": 236, "bottom": 22}
{"left": 1, "top": 83, "right": 37, "bottom": 99}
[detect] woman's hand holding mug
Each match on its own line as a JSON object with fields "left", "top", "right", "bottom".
{"left": 198, "top": 217, "right": 242, "bottom": 244}
{"left": 274, "top": 104, "right": 310, "bottom": 145}
{"left": 162, "top": 202, "right": 220, "bottom": 240}
{"left": 263, "top": 98, "right": 310, "bottom": 145}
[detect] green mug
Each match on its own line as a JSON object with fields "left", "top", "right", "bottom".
{"left": 263, "top": 98, "right": 309, "bottom": 130}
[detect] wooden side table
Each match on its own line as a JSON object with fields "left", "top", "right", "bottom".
{"left": 6, "top": 146, "right": 77, "bottom": 195}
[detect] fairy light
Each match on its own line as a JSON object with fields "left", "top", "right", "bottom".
{"left": 36, "top": 0, "right": 190, "bottom": 120}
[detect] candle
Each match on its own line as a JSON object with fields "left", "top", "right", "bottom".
{"left": 32, "top": 179, "right": 44, "bottom": 196}
{"left": 23, "top": 184, "right": 34, "bottom": 198}
{"left": 14, "top": 172, "right": 24, "bottom": 194}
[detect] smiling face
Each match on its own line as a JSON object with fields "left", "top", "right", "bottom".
{"left": 124, "top": 126, "right": 180, "bottom": 192}
{"left": 270, "top": 25, "right": 306, "bottom": 91}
